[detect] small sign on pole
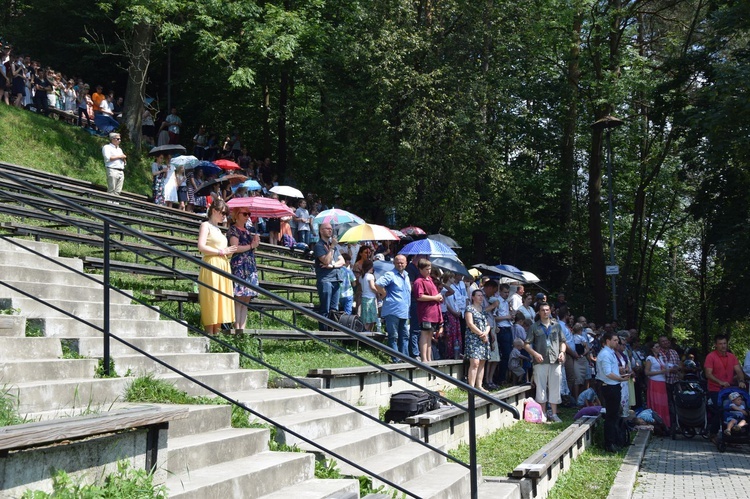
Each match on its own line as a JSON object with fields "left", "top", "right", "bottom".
{"left": 606, "top": 265, "right": 619, "bottom": 275}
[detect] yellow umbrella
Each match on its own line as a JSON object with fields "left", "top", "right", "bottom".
{"left": 339, "top": 223, "right": 400, "bottom": 243}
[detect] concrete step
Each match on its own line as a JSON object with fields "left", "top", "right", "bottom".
{"left": 0, "top": 237, "right": 60, "bottom": 258}
{"left": 0, "top": 279, "right": 133, "bottom": 305}
{"left": 0, "top": 337, "right": 62, "bottom": 360}
{"left": 0, "top": 263, "right": 99, "bottom": 289}
{"left": 228, "top": 388, "right": 349, "bottom": 418}
{"left": 166, "top": 451, "right": 315, "bottom": 498}
{"left": 257, "top": 478, "right": 361, "bottom": 499}
{"left": 398, "top": 462, "right": 471, "bottom": 499}
{"left": 112, "top": 353, "right": 240, "bottom": 376}
{"left": 167, "top": 427, "right": 270, "bottom": 474}
{"left": 71, "top": 336, "right": 208, "bottom": 357}
{"left": 478, "top": 477, "right": 522, "bottom": 499}
{"left": 298, "top": 422, "right": 413, "bottom": 463}
{"left": 12, "top": 369, "right": 267, "bottom": 414}
{"left": 167, "top": 404, "right": 233, "bottom": 438}
{"left": 1, "top": 296, "right": 160, "bottom": 321}
{"left": 38, "top": 316, "right": 189, "bottom": 338}
{"left": 272, "top": 405, "right": 379, "bottom": 447}
{"left": 338, "top": 441, "right": 445, "bottom": 489}
{"left": 0, "top": 358, "right": 100, "bottom": 382}
{"left": 0, "top": 249, "right": 83, "bottom": 272}
{"left": 168, "top": 369, "right": 269, "bottom": 398}
{"left": 0, "top": 315, "right": 26, "bottom": 337}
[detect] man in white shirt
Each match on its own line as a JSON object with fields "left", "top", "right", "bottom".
{"left": 509, "top": 284, "right": 524, "bottom": 312}
{"left": 496, "top": 283, "right": 514, "bottom": 384}
{"left": 101, "top": 133, "right": 126, "bottom": 196}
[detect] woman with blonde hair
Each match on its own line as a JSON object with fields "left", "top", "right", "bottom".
{"left": 197, "top": 199, "right": 237, "bottom": 335}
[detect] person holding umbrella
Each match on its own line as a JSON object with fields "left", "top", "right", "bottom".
{"left": 228, "top": 206, "right": 260, "bottom": 333}
{"left": 197, "top": 199, "right": 237, "bottom": 335}
{"left": 150, "top": 153, "right": 170, "bottom": 205}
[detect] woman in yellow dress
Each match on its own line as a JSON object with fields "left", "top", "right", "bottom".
{"left": 197, "top": 199, "right": 237, "bottom": 335}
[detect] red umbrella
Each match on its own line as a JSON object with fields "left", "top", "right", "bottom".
{"left": 213, "top": 159, "right": 241, "bottom": 171}
{"left": 227, "top": 197, "right": 295, "bottom": 218}
{"left": 400, "top": 226, "right": 427, "bottom": 237}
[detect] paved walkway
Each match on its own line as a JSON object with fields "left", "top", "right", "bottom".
{"left": 631, "top": 435, "right": 750, "bottom": 498}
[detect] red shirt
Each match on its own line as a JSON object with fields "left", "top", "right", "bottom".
{"left": 704, "top": 350, "right": 739, "bottom": 392}
{"left": 413, "top": 276, "right": 442, "bottom": 324}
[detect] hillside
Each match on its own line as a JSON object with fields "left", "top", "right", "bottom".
{"left": 0, "top": 105, "right": 151, "bottom": 195}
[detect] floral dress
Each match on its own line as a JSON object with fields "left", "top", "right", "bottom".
{"left": 151, "top": 162, "right": 166, "bottom": 205}
{"left": 228, "top": 225, "right": 259, "bottom": 298}
{"left": 465, "top": 305, "right": 491, "bottom": 361}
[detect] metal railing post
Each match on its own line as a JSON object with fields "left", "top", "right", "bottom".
{"left": 103, "top": 221, "right": 111, "bottom": 376}
{"left": 469, "top": 392, "right": 478, "bottom": 499}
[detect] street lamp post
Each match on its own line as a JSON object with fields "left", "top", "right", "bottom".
{"left": 592, "top": 115, "right": 624, "bottom": 323}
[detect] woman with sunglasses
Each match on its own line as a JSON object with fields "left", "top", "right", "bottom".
{"left": 197, "top": 199, "right": 237, "bottom": 335}
{"left": 228, "top": 207, "right": 260, "bottom": 332}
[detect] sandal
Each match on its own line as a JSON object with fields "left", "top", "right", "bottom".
{"left": 724, "top": 429, "right": 732, "bottom": 436}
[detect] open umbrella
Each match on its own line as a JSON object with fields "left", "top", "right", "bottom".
{"left": 232, "top": 179, "right": 262, "bottom": 192}
{"left": 521, "top": 271, "right": 541, "bottom": 283}
{"left": 313, "top": 208, "right": 365, "bottom": 226}
{"left": 213, "top": 159, "right": 242, "bottom": 171}
{"left": 399, "top": 239, "right": 457, "bottom": 257}
{"left": 430, "top": 256, "right": 471, "bottom": 277}
{"left": 336, "top": 221, "right": 361, "bottom": 238}
{"left": 400, "top": 226, "right": 427, "bottom": 237}
{"left": 227, "top": 196, "right": 295, "bottom": 218}
{"left": 270, "top": 185, "right": 304, "bottom": 199}
{"left": 195, "top": 161, "right": 223, "bottom": 177}
{"left": 495, "top": 264, "right": 524, "bottom": 275}
{"left": 472, "top": 263, "right": 529, "bottom": 283}
{"left": 148, "top": 144, "right": 187, "bottom": 157}
{"left": 427, "top": 233, "right": 461, "bottom": 249}
{"left": 339, "top": 223, "right": 400, "bottom": 243}
{"left": 171, "top": 155, "right": 200, "bottom": 169}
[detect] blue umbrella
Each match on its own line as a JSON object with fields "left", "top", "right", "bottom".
{"left": 232, "top": 179, "right": 263, "bottom": 192}
{"left": 495, "top": 264, "right": 523, "bottom": 275}
{"left": 195, "top": 161, "right": 222, "bottom": 177}
{"left": 398, "top": 239, "right": 457, "bottom": 257}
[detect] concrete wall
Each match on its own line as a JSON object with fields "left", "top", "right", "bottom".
{"left": 0, "top": 428, "right": 168, "bottom": 498}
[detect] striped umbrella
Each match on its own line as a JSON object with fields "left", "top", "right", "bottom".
{"left": 398, "top": 239, "right": 456, "bottom": 257}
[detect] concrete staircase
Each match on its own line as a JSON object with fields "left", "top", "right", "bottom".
{"left": 0, "top": 237, "right": 475, "bottom": 498}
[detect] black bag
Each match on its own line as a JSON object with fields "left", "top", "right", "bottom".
{"left": 320, "top": 310, "right": 365, "bottom": 332}
{"left": 383, "top": 390, "right": 440, "bottom": 423}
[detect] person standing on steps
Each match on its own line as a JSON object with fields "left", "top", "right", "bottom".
{"left": 101, "top": 132, "right": 126, "bottom": 196}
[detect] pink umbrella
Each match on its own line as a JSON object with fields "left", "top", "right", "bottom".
{"left": 400, "top": 226, "right": 427, "bottom": 237}
{"left": 213, "top": 159, "right": 242, "bottom": 171}
{"left": 227, "top": 197, "right": 295, "bottom": 218}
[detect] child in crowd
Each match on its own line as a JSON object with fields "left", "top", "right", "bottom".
{"left": 359, "top": 259, "right": 378, "bottom": 331}
{"left": 339, "top": 253, "right": 356, "bottom": 315}
{"left": 577, "top": 387, "right": 601, "bottom": 407}
{"left": 725, "top": 392, "right": 748, "bottom": 435}
{"left": 508, "top": 338, "right": 528, "bottom": 384}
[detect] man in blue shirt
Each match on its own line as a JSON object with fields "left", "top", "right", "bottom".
{"left": 597, "top": 331, "right": 630, "bottom": 452}
{"left": 313, "top": 222, "right": 345, "bottom": 316}
{"left": 376, "top": 254, "right": 411, "bottom": 362}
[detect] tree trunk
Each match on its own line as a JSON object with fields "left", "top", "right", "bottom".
{"left": 122, "top": 22, "right": 154, "bottom": 152}
{"left": 277, "top": 63, "right": 289, "bottom": 180}
{"left": 589, "top": 124, "right": 608, "bottom": 325}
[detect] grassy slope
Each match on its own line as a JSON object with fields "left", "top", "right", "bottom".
{"left": 0, "top": 104, "right": 151, "bottom": 194}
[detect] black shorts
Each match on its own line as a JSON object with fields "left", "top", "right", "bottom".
{"left": 266, "top": 218, "right": 280, "bottom": 232}
{"left": 421, "top": 321, "right": 442, "bottom": 332}
{"left": 177, "top": 186, "right": 188, "bottom": 202}
{"left": 142, "top": 124, "right": 156, "bottom": 137}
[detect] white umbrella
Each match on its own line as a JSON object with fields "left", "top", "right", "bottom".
{"left": 270, "top": 185, "right": 304, "bottom": 198}
{"left": 171, "top": 155, "right": 200, "bottom": 169}
{"left": 521, "top": 271, "right": 541, "bottom": 283}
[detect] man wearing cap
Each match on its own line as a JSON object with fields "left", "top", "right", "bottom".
{"left": 102, "top": 133, "right": 126, "bottom": 196}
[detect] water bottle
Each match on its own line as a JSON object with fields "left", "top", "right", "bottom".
{"left": 454, "top": 339, "right": 461, "bottom": 360}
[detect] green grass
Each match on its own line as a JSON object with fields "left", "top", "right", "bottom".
{"left": 124, "top": 374, "right": 217, "bottom": 405}
{"left": 0, "top": 385, "right": 27, "bottom": 426}
{"left": 547, "top": 443, "right": 624, "bottom": 499}
{"left": 0, "top": 105, "right": 151, "bottom": 195}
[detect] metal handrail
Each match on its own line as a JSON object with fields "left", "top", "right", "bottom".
{"left": 0, "top": 169, "right": 520, "bottom": 498}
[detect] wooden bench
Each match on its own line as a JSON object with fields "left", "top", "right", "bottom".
{"left": 510, "top": 414, "right": 601, "bottom": 498}
{"left": 0, "top": 405, "right": 187, "bottom": 494}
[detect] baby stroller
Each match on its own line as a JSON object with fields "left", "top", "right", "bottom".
{"left": 715, "top": 387, "right": 750, "bottom": 452}
{"left": 671, "top": 379, "right": 708, "bottom": 439}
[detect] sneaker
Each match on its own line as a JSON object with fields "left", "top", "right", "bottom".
{"left": 550, "top": 414, "right": 563, "bottom": 423}
{"left": 546, "top": 409, "right": 553, "bottom": 420}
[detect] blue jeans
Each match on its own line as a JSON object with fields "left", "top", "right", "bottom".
{"left": 339, "top": 295, "right": 353, "bottom": 315}
{"left": 409, "top": 300, "right": 420, "bottom": 357}
{"left": 297, "top": 229, "right": 310, "bottom": 246}
{"left": 316, "top": 279, "right": 341, "bottom": 316}
{"left": 384, "top": 315, "right": 409, "bottom": 362}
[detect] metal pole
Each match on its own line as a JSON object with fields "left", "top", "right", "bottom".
{"left": 103, "top": 222, "right": 111, "bottom": 376}
{"left": 606, "top": 129, "right": 617, "bottom": 322}
{"left": 468, "top": 392, "right": 478, "bottom": 499}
